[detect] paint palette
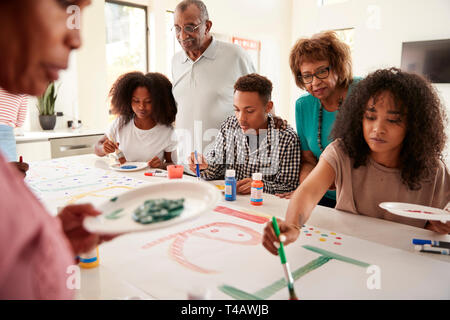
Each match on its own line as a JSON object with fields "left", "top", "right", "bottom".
{"left": 379, "top": 202, "right": 450, "bottom": 222}
{"left": 83, "top": 180, "right": 221, "bottom": 235}
{"left": 110, "top": 162, "right": 148, "bottom": 172}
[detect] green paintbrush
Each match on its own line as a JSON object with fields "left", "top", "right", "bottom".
{"left": 272, "top": 216, "right": 298, "bottom": 300}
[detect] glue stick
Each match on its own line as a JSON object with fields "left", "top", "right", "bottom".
{"left": 78, "top": 247, "right": 100, "bottom": 269}
{"left": 250, "top": 173, "right": 263, "bottom": 206}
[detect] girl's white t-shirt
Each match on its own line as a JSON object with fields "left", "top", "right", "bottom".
{"left": 106, "top": 117, "right": 177, "bottom": 162}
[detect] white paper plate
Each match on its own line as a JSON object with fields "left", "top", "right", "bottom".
{"left": 109, "top": 162, "right": 148, "bottom": 172}
{"left": 83, "top": 180, "right": 221, "bottom": 235}
{"left": 379, "top": 202, "right": 450, "bottom": 222}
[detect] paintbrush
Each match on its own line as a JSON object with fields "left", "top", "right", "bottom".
{"left": 108, "top": 135, "right": 126, "bottom": 165}
{"left": 194, "top": 150, "right": 201, "bottom": 181}
{"left": 272, "top": 216, "right": 298, "bottom": 300}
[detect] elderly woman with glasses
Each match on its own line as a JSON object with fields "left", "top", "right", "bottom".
{"left": 276, "top": 31, "right": 362, "bottom": 207}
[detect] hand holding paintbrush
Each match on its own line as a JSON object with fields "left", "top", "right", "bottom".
{"left": 272, "top": 217, "right": 298, "bottom": 300}
{"left": 263, "top": 217, "right": 300, "bottom": 300}
{"left": 102, "top": 137, "right": 118, "bottom": 154}
{"left": 10, "top": 155, "right": 29, "bottom": 178}
{"left": 103, "top": 136, "right": 126, "bottom": 165}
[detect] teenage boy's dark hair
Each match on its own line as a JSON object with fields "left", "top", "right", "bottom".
{"left": 234, "top": 73, "right": 273, "bottom": 104}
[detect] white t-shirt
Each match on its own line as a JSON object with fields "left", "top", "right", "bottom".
{"left": 172, "top": 37, "right": 255, "bottom": 159}
{"left": 106, "top": 117, "right": 177, "bottom": 162}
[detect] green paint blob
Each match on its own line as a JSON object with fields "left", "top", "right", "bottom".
{"left": 133, "top": 198, "right": 184, "bottom": 225}
{"left": 254, "top": 256, "right": 331, "bottom": 299}
{"left": 105, "top": 208, "right": 124, "bottom": 220}
{"left": 218, "top": 285, "right": 263, "bottom": 300}
{"left": 302, "top": 245, "right": 370, "bottom": 268}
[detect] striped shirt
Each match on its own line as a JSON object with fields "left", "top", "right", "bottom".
{"left": 201, "top": 115, "right": 302, "bottom": 194}
{"left": 0, "top": 87, "right": 28, "bottom": 128}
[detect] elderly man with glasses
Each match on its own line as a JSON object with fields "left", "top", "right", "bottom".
{"left": 171, "top": 0, "right": 257, "bottom": 173}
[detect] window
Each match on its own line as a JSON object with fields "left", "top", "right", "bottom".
{"left": 105, "top": 1, "right": 148, "bottom": 91}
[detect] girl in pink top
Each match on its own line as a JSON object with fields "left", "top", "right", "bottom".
{"left": 263, "top": 68, "right": 450, "bottom": 255}
{"left": 0, "top": 0, "right": 114, "bottom": 299}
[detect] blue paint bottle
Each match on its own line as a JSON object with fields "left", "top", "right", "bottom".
{"left": 224, "top": 169, "right": 236, "bottom": 201}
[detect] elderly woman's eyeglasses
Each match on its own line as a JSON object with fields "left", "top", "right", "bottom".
{"left": 172, "top": 23, "right": 202, "bottom": 34}
{"left": 298, "top": 66, "right": 330, "bottom": 84}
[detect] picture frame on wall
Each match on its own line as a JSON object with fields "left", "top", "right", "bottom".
{"left": 232, "top": 37, "right": 261, "bottom": 73}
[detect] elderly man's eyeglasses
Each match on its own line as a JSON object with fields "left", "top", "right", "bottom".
{"left": 172, "top": 23, "right": 202, "bottom": 34}
{"left": 298, "top": 66, "right": 330, "bottom": 84}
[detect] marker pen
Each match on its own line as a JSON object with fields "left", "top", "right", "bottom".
{"left": 414, "top": 244, "right": 450, "bottom": 255}
{"left": 145, "top": 171, "right": 167, "bottom": 177}
{"left": 412, "top": 239, "right": 450, "bottom": 249}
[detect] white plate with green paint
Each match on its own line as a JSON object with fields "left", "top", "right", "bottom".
{"left": 109, "top": 162, "right": 148, "bottom": 172}
{"left": 83, "top": 180, "right": 221, "bottom": 235}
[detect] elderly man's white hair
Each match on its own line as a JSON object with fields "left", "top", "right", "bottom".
{"left": 175, "top": 0, "right": 210, "bottom": 22}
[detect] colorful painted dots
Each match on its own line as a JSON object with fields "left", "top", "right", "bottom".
{"left": 301, "top": 226, "right": 343, "bottom": 244}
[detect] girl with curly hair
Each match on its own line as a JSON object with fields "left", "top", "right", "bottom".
{"left": 95, "top": 71, "right": 178, "bottom": 168}
{"left": 263, "top": 68, "right": 450, "bottom": 255}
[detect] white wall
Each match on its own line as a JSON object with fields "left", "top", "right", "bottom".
{"left": 291, "top": 0, "right": 450, "bottom": 161}
{"left": 200, "top": 0, "right": 293, "bottom": 120}
{"left": 24, "top": 52, "right": 82, "bottom": 132}
{"left": 77, "top": 0, "right": 109, "bottom": 131}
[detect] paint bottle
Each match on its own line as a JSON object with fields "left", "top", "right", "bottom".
{"left": 250, "top": 172, "right": 264, "bottom": 206}
{"left": 78, "top": 247, "right": 100, "bottom": 269}
{"left": 224, "top": 169, "right": 236, "bottom": 201}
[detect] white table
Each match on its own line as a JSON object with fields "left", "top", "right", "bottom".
{"left": 27, "top": 154, "right": 450, "bottom": 299}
